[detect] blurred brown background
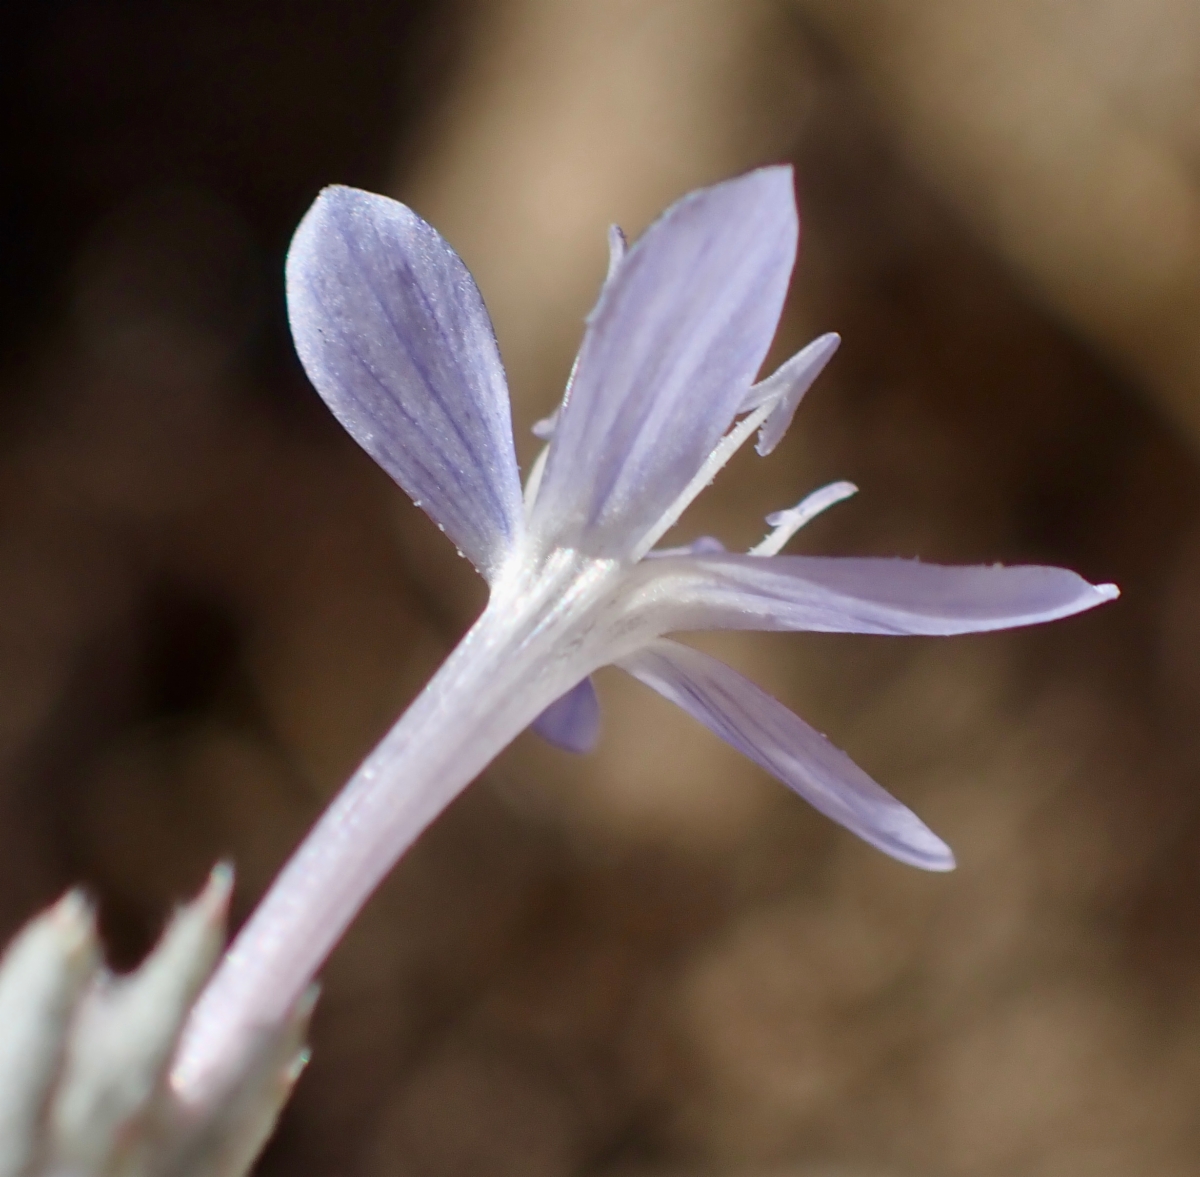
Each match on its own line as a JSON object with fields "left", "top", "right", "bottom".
{"left": 2, "top": 2, "right": 1198, "bottom": 1175}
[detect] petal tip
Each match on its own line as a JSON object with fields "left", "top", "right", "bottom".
{"left": 700, "top": 164, "right": 798, "bottom": 232}
{"left": 921, "top": 843, "right": 957, "bottom": 872}
{"left": 889, "top": 819, "right": 956, "bottom": 872}
{"left": 313, "top": 182, "right": 355, "bottom": 205}
{"left": 748, "top": 162, "right": 796, "bottom": 188}
{"left": 295, "top": 184, "right": 377, "bottom": 239}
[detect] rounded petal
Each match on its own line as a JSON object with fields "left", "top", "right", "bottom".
{"left": 531, "top": 168, "right": 798, "bottom": 556}
{"left": 286, "top": 186, "right": 524, "bottom": 580}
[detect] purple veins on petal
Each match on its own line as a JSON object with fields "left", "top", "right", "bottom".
{"left": 530, "top": 677, "right": 601, "bottom": 754}
{"left": 285, "top": 186, "right": 525, "bottom": 581}
{"left": 618, "top": 639, "right": 954, "bottom": 870}
{"left": 531, "top": 167, "right": 799, "bottom": 555}
{"left": 658, "top": 553, "right": 1119, "bottom": 636}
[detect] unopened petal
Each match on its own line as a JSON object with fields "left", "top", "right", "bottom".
{"left": 530, "top": 677, "right": 601, "bottom": 754}
{"left": 531, "top": 168, "right": 798, "bottom": 556}
{"left": 618, "top": 640, "right": 953, "bottom": 870}
{"left": 286, "top": 186, "right": 524, "bottom": 580}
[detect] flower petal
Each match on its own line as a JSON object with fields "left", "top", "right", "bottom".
{"left": 286, "top": 186, "right": 524, "bottom": 580}
{"left": 618, "top": 640, "right": 953, "bottom": 870}
{"left": 648, "top": 553, "right": 1119, "bottom": 635}
{"left": 530, "top": 168, "right": 798, "bottom": 556}
{"left": 530, "top": 677, "right": 601, "bottom": 754}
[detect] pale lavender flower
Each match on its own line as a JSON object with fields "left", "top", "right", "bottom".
{"left": 169, "top": 167, "right": 1117, "bottom": 1112}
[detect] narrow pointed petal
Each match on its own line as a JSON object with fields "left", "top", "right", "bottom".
{"left": 741, "top": 332, "right": 840, "bottom": 456}
{"left": 286, "top": 186, "right": 524, "bottom": 579}
{"left": 618, "top": 640, "right": 953, "bottom": 870}
{"left": 530, "top": 677, "right": 601, "bottom": 754}
{"left": 652, "top": 553, "right": 1119, "bottom": 635}
{"left": 531, "top": 168, "right": 798, "bottom": 555}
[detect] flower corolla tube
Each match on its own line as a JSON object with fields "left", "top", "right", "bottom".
{"left": 169, "top": 167, "right": 1117, "bottom": 1110}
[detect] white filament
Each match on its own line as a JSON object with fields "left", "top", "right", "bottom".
{"left": 750, "top": 481, "right": 858, "bottom": 556}
{"left": 630, "top": 399, "right": 776, "bottom": 562}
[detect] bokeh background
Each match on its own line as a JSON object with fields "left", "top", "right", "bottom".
{"left": 3, "top": 2, "right": 1199, "bottom": 1174}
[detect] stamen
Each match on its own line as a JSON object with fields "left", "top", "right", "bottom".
{"left": 743, "top": 332, "right": 840, "bottom": 457}
{"left": 630, "top": 399, "right": 775, "bottom": 561}
{"left": 647, "top": 536, "right": 727, "bottom": 558}
{"left": 523, "top": 444, "right": 551, "bottom": 512}
{"left": 606, "top": 224, "right": 627, "bottom": 281}
{"left": 531, "top": 410, "right": 557, "bottom": 441}
{"left": 750, "top": 481, "right": 858, "bottom": 556}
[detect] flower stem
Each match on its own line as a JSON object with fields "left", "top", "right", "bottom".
{"left": 169, "top": 551, "right": 620, "bottom": 1110}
